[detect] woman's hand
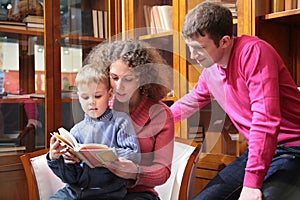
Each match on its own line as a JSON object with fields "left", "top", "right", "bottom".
{"left": 49, "top": 135, "right": 67, "bottom": 160}
{"left": 239, "top": 186, "right": 262, "bottom": 200}
{"left": 104, "top": 157, "right": 139, "bottom": 180}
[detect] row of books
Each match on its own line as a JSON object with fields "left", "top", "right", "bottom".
{"left": 271, "top": 0, "right": 300, "bottom": 12}
{"left": 0, "top": 15, "right": 44, "bottom": 31}
{"left": 23, "top": 15, "right": 44, "bottom": 29}
{"left": 92, "top": 10, "right": 108, "bottom": 39}
{"left": 68, "top": 8, "right": 108, "bottom": 38}
{"left": 144, "top": 5, "right": 173, "bottom": 34}
{"left": 188, "top": 126, "right": 205, "bottom": 143}
{"left": 0, "top": 9, "right": 108, "bottom": 39}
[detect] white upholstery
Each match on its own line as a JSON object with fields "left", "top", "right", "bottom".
{"left": 30, "top": 154, "right": 65, "bottom": 200}
{"left": 155, "top": 141, "right": 196, "bottom": 200}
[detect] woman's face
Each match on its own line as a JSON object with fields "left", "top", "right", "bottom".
{"left": 109, "top": 60, "right": 140, "bottom": 103}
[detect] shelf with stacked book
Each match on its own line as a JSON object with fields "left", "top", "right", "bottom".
{"left": 123, "top": 0, "right": 177, "bottom": 108}
{"left": 0, "top": 21, "right": 43, "bottom": 35}
{"left": 123, "top": 0, "right": 173, "bottom": 37}
{"left": 61, "top": 0, "right": 118, "bottom": 40}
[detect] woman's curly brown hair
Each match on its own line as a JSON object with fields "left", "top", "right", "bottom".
{"left": 84, "top": 39, "right": 172, "bottom": 102}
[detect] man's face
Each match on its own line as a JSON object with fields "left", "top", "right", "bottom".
{"left": 186, "top": 34, "right": 223, "bottom": 68}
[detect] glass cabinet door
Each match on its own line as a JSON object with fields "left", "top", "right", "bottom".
{"left": 0, "top": 28, "right": 45, "bottom": 153}
{"left": 59, "top": 0, "right": 120, "bottom": 131}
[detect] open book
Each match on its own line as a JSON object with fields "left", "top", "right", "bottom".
{"left": 51, "top": 127, "right": 118, "bottom": 168}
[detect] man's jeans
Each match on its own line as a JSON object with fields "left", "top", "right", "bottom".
{"left": 193, "top": 145, "right": 300, "bottom": 200}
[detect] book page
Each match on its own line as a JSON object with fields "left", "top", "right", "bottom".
{"left": 78, "top": 149, "right": 118, "bottom": 168}
{"left": 57, "top": 127, "right": 79, "bottom": 148}
{"left": 52, "top": 132, "right": 74, "bottom": 148}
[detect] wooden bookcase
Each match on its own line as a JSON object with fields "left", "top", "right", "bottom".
{"left": 0, "top": 1, "right": 121, "bottom": 199}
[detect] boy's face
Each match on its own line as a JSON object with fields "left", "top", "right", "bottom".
{"left": 185, "top": 34, "right": 223, "bottom": 68}
{"left": 77, "top": 82, "right": 111, "bottom": 119}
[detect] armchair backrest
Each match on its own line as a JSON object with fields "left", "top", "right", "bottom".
{"left": 155, "top": 137, "right": 202, "bottom": 200}
{"left": 20, "top": 148, "right": 65, "bottom": 200}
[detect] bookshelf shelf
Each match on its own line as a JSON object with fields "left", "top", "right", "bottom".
{"left": 138, "top": 31, "right": 173, "bottom": 40}
{"left": 260, "top": 8, "right": 300, "bottom": 24}
{"left": 0, "top": 98, "right": 44, "bottom": 103}
{"left": 61, "top": 34, "right": 105, "bottom": 46}
{"left": 0, "top": 25, "right": 43, "bottom": 35}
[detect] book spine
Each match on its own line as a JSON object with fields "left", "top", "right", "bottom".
{"left": 271, "top": 0, "right": 285, "bottom": 12}
{"left": 92, "top": 10, "right": 98, "bottom": 38}
{"left": 144, "top": 5, "right": 151, "bottom": 34}
{"left": 150, "top": 6, "right": 157, "bottom": 34}
{"left": 98, "top": 10, "right": 104, "bottom": 38}
{"left": 285, "top": 0, "right": 297, "bottom": 10}
{"left": 103, "top": 11, "right": 108, "bottom": 39}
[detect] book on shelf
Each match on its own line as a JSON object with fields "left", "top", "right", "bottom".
{"left": 143, "top": 5, "right": 151, "bottom": 34}
{"left": 285, "top": 0, "right": 297, "bottom": 10}
{"left": 144, "top": 5, "right": 173, "bottom": 34}
{"left": 271, "top": 0, "right": 285, "bottom": 12}
{"left": 26, "top": 22, "right": 44, "bottom": 28}
{"left": 158, "top": 5, "right": 173, "bottom": 32}
{"left": 152, "top": 6, "right": 163, "bottom": 33}
{"left": 22, "top": 15, "right": 44, "bottom": 29}
{"left": 23, "top": 15, "right": 44, "bottom": 24}
{"left": 52, "top": 127, "right": 118, "bottom": 168}
{"left": 188, "top": 126, "right": 204, "bottom": 143}
{"left": 92, "top": 10, "right": 98, "bottom": 37}
{"left": 103, "top": 10, "right": 108, "bottom": 39}
{"left": 91, "top": 9, "right": 108, "bottom": 38}
{"left": 97, "top": 10, "right": 104, "bottom": 38}
{"left": 149, "top": 6, "right": 157, "bottom": 34}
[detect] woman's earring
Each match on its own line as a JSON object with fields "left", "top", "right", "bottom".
{"left": 139, "top": 87, "right": 145, "bottom": 94}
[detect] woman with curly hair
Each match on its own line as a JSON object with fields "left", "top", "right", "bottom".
{"left": 69, "top": 39, "right": 175, "bottom": 200}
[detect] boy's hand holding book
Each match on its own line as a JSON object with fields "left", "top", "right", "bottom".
{"left": 51, "top": 127, "right": 118, "bottom": 168}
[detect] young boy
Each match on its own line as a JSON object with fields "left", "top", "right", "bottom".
{"left": 47, "top": 64, "right": 140, "bottom": 199}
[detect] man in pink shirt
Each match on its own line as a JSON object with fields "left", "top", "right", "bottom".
{"left": 171, "top": 2, "right": 300, "bottom": 200}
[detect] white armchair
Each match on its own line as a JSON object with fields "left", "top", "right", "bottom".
{"left": 20, "top": 137, "right": 201, "bottom": 200}
{"left": 20, "top": 148, "right": 65, "bottom": 200}
{"left": 155, "top": 137, "right": 201, "bottom": 200}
